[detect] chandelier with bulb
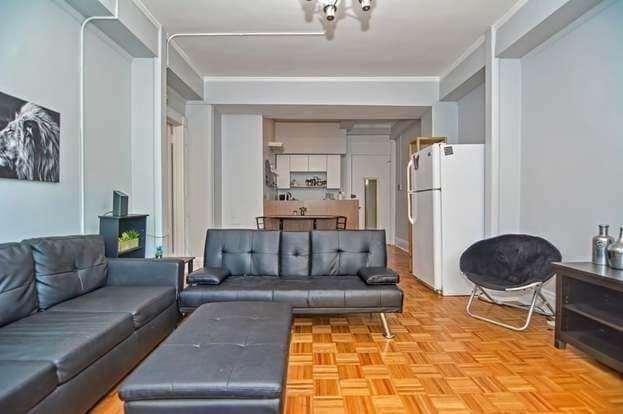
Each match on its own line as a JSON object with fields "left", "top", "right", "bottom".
{"left": 305, "top": 0, "right": 373, "bottom": 21}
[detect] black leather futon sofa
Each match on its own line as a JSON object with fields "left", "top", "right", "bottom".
{"left": 0, "top": 235, "right": 183, "bottom": 414}
{"left": 179, "top": 229, "right": 403, "bottom": 337}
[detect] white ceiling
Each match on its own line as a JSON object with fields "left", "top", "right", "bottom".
{"left": 141, "top": 0, "right": 517, "bottom": 77}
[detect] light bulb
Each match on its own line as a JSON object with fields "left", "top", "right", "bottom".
{"left": 323, "top": 4, "right": 337, "bottom": 21}
{"left": 359, "top": 0, "right": 371, "bottom": 12}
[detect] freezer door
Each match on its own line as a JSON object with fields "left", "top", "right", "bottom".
{"left": 411, "top": 189, "right": 442, "bottom": 291}
{"left": 414, "top": 144, "right": 441, "bottom": 191}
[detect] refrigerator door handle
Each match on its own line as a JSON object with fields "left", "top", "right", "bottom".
{"left": 407, "top": 158, "right": 416, "bottom": 224}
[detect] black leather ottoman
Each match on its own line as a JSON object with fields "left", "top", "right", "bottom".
{"left": 119, "top": 302, "right": 292, "bottom": 414}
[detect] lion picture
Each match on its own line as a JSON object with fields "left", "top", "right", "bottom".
{"left": 0, "top": 91, "right": 60, "bottom": 183}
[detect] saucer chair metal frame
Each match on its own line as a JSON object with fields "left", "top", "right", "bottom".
{"left": 460, "top": 234, "right": 562, "bottom": 331}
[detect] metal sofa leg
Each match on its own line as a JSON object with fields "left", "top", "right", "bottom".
{"left": 465, "top": 284, "right": 542, "bottom": 332}
{"left": 379, "top": 313, "right": 395, "bottom": 339}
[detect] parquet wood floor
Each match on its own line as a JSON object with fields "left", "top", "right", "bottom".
{"left": 91, "top": 246, "right": 623, "bottom": 414}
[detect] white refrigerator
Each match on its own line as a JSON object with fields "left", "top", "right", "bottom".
{"left": 407, "top": 143, "right": 484, "bottom": 296}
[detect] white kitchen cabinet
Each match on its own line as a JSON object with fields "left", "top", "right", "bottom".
{"left": 307, "top": 155, "right": 327, "bottom": 172}
{"left": 289, "top": 155, "right": 308, "bottom": 172}
{"left": 326, "top": 155, "right": 341, "bottom": 189}
{"left": 275, "top": 155, "right": 291, "bottom": 189}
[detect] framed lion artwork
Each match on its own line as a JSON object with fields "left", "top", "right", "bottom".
{"left": 0, "top": 91, "right": 60, "bottom": 183}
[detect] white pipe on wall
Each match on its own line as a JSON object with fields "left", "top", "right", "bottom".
{"left": 79, "top": 0, "right": 120, "bottom": 234}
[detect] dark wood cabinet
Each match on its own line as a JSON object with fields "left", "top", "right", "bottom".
{"left": 99, "top": 214, "right": 148, "bottom": 258}
{"left": 554, "top": 262, "right": 623, "bottom": 373}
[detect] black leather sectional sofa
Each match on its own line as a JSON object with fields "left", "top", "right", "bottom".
{"left": 179, "top": 229, "right": 404, "bottom": 337}
{"left": 0, "top": 235, "right": 182, "bottom": 414}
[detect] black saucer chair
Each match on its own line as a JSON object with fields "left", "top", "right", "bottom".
{"left": 459, "top": 234, "right": 562, "bottom": 331}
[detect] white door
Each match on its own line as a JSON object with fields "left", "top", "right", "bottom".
{"left": 275, "top": 155, "right": 291, "bottom": 189}
{"left": 351, "top": 155, "right": 390, "bottom": 231}
{"left": 290, "top": 155, "right": 308, "bottom": 172}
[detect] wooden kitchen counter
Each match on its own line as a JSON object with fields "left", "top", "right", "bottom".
{"left": 264, "top": 200, "right": 359, "bottom": 230}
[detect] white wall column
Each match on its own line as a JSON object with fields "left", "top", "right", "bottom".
{"left": 497, "top": 59, "right": 522, "bottom": 234}
{"left": 484, "top": 27, "right": 500, "bottom": 237}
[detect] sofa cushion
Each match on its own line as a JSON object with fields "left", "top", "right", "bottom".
{"left": 179, "top": 276, "right": 403, "bottom": 311}
{"left": 204, "top": 230, "right": 280, "bottom": 276}
{"left": 119, "top": 302, "right": 291, "bottom": 402}
{"left": 0, "top": 311, "right": 133, "bottom": 383}
{"left": 280, "top": 232, "right": 310, "bottom": 277}
{"left": 187, "top": 267, "right": 230, "bottom": 285}
{"left": 23, "top": 235, "right": 108, "bottom": 309}
{"left": 0, "top": 360, "right": 57, "bottom": 414}
{"left": 49, "top": 286, "right": 176, "bottom": 329}
{"left": 311, "top": 230, "right": 387, "bottom": 276}
{"left": 0, "top": 243, "right": 38, "bottom": 327}
{"left": 358, "top": 267, "right": 399, "bottom": 285}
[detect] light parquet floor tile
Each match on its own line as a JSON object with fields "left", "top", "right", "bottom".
{"left": 91, "top": 246, "right": 623, "bottom": 414}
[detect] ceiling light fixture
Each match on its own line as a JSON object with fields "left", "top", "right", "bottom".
{"left": 306, "top": 0, "right": 374, "bottom": 21}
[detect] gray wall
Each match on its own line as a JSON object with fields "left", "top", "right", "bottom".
{"left": 0, "top": 0, "right": 132, "bottom": 242}
{"left": 394, "top": 121, "right": 421, "bottom": 248}
{"left": 520, "top": 0, "right": 623, "bottom": 262}
{"left": 457, "top": 83, "right": 485, "bottom": 144}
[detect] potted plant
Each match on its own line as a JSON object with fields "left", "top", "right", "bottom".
{"left": 118, "top": 230, "right": 140, "bottom": 253}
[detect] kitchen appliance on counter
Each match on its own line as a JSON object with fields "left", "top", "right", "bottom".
{"left": 407, "top": 143, "right": 484, "bottom": 295}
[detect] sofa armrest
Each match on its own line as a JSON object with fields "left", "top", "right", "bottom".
{"left": 358, "top": 267, "right": 400, "bottom": 285}
{"left": 107, "top": 258, "right": 184, "bottom": 295}
{"left": 187, "top": 267, "right": 230, "bottom": 285}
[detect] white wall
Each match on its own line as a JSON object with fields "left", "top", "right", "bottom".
{"left": 457, "top": 83, "right": 485, "bottom": 144}
{"left": 420, "top": 110, "right": 433, "bottom": 136}
{"left": 84, "top": 29, "right": 132, "bottom": 234}
{"left": 345, "top": 135, "right": 393, "bottom": 238}
{"left": 394, "top": 121, "right": 421, "bottom": 249}
{"left": 432, "top": 102, "right": 458, "bottom": 144}
{"left": 0, "top": 0, "right": 133, "bottom": 242}
{"left": 520, "top": 1, "right": 623, "bottom": 263}
{"left": 220, "top": 114, "right": 264, "bottom": 228}
{"left": 274, "top": 122, "right": 347, "bottom": 154}
{"left": 263, "top": 118, "right": 275, "bottom": 200}
{"left": 212, "top": 109, "right": 222, "bottom": 226}
{"left": 185, "top": 103, "right": 215, "bottom": 256}
{"left": 203, "top": 78, "right": 439, "bottom": 106}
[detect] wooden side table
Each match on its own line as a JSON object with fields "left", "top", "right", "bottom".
{"left": 162, "top": 256, "right": 195, "bottom": 274}
{"left": 553, "top": 262, "right": 623, "bottom": 373}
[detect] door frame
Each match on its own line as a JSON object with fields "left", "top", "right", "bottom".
{"left": 165, "top": 118, "right": 186, "bottom": 256}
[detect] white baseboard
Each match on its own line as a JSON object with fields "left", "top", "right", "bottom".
{"left": 393, "top": 237, "right": 409, "bottom": 252}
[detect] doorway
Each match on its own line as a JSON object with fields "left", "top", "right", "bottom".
{"left": 351, "top": 154, "right": 390, "bottom": 232}
{"left": 364, "top": 178, "right": 378, "bottom": 229}
{"left": 165, "top": 121, "right": 186, "bottom": 256}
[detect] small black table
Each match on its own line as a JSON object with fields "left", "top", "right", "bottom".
{"left": 553, "top": 262, "right": 623, "bottom": 373}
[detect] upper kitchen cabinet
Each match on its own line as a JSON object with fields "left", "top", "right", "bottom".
{"left": 327, "top": 155, "right": 341, "bottom": 189}
{"left": 290, "top": 155, "right": 308, "bottom": 172}
{"left": 289, "top": 155, "right": 329, "bottom": 172}
{"left": 276, "top": 155, "right": 291, "bottom": 189}
{"left": 308, "top": 155, "right": 327, "bottom": 172}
